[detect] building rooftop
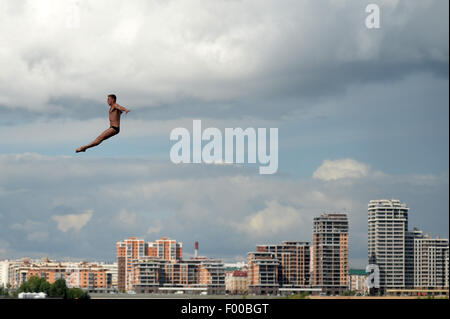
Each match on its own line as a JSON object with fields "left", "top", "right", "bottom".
{"left": 349, "top": 269, "right": 368, "bottom": 276}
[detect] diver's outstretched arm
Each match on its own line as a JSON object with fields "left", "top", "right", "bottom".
{"left": 113, "top": 103, "right": 130, "bottom": 114}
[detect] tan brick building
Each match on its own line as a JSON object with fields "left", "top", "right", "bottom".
{"left": 312, "top": 213, "right": 349, "bottom": 295}
{"left": 225, "top": 270, "right": 248, "bottom": 294}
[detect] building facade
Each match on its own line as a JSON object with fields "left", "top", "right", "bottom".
{"left": 349, "top": 269, "right": 369, "bottom": 294}
{"left": 0, "top": 260, "right": 9, "bottom": 288}
{"left": 116, "top": 237, "right": 146, "bottom": 292}
{"left": 414, "top": 236, "right": 449, "bottom": 288}
{"left": 368, "top": 199, "right": 409, "bottom": 292}
{"left": 147, "top": 237, "right": 183, "bottom": 261}
{"left": 117, "top": 237, "right": 225, "bottom": 294}
{"left": 247, "top": 251, "right": 279, "bottom": 295}
{"left": 312, "top": 213, "right": 349, "bottom": 295}
{"left": 256, "top": 241, "right": 310, "bottom": 288}
{"left": 225, "top": 270, "right": 248, "bottom": 294}
{"left": 6, "top": 258, "right": 117, "bottom": 292}
{"left": 368, "top": 199, "right": 449, "bottom": 295}
{"left": 405, "top": 228, "right": 424, "bottom": 287}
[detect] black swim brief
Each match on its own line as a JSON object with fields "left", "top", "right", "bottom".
{"left": 111, "top": 126, "right": 120, "bottom": 133}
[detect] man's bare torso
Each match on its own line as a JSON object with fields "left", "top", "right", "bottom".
{"left": 109, "top": 104, "right": 122, "bottom": 127}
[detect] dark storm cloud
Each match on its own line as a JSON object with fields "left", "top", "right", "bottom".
{"left": 0, "top": 0, "right": 447, "bottom": 122}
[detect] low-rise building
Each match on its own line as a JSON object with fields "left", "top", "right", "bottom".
{"left": 7, "top": 258, "right": 117, "bottom": 292}
{"left": 225, "top": 270, "right": 248, "bottom": 294}
{"left": 247, "top": 251, "right": 279, "bottom": 295}
{"left": 349, "top": 269, "right": 368, "bottom": 294}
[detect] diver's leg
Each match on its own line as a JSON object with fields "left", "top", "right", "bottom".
{"left": 76, "top": 128, "right": 117, "bottom": 152}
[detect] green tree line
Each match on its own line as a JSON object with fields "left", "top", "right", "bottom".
{"left": 0, "top": 285, "right": 10, "bottom": 297}
{"left": 16, "top": 276, "right": 90, "bottom": 299}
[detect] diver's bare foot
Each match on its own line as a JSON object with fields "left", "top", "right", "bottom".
{"left": 76, "top": 147, "right": 86, "bottom": 153}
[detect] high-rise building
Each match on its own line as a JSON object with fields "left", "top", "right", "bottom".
{"left": 147, "top": 237, "right": 183, "bottom": 261}
{"left": 312, "top": 213, "right": 349, "bottom": 295}
{"left": 116, "top": 237, "right": 146, "bottom": 291}
{"left": 446, "top": 249, "right": 449, "bottom": 289}
{"left": 368, "top": 199, "right": 409, "bottom": 292}
{"left": 405, "top": 228, "right": 424, "bottom": 287}
{"left": 369, "top": 199, "right": 449, "bottom": 296}
{"left": 414, "top": 235, "right": 449, "bottom": 288}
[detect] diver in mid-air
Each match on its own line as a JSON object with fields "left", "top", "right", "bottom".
{"left": 76, "top": 94, "right": 130, "bottom": 153}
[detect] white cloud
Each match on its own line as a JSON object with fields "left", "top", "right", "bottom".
{"left": 313, "top": 158, "right": 371, "bottom": 181}
{"left": 52, "top": 210, "right": 93, "bottom": 232}
{"left": 234, "top": 200, "right": 303, "bottom": 237}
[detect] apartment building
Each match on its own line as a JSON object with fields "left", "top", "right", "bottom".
{"left": 8, "top": 258, "right": 66, "bottom": 288}
{"left": 225, "top": 270, "right": 248, "bottom": 295}
{"left": 103, "top": 263, "right": 118, "bottom": 289}
{"left": 163, "top": 260, "right": 199, "bottom": 286}
{"left": 116, "top": 237, "right": 146, "bottom": 291}
{"left": 414, "top": 235, "right": 449, "bottom": 288}
{"left": 368, "top": 199, "right": 450, "bottom": 296}
{"left": 405, "top": 228, "right": 424, "bottom": 287}
{"left": 7, "top": 258, "right": 116, "bottom": 292}
{"left": 197, "top": 258, "right": 226, "bottom": 294}
{"left": 349, "top": 269, "right": 369, "bottom": 294}
{"left": 131, "top": 257, "right": 225, "bottom": 294}
{"left": 256, "top": 241, "right": 310, "bottom": 288}
{"left": 247, "top": 251, "right": 280, "bottom": 295}
{"left": 65, "top": 262, "right": 110, "bottom": 291}
{"left": 147, "top": 237, "right": 183, "bottom": 261}
{"left": 132, "top": 257, "right": 166, "bottom": 293}
{"left": 312, "top": 213, "right": 349, "bottom": 295}
{"left": 368, "top": 199, "right": 409, "bottom": 292}
{"left": 118, "top": 237, "right": 225, "bottom": 294}
{"left": 0, "top": 260, "right": 9, "bottom": 288}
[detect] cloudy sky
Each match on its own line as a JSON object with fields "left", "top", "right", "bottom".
{"left": 0, "top": 0, "right": 448, "bottom": 267}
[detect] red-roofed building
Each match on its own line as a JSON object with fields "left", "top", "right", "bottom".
{"left": 225, "top": 270, "right": 248, "bottom": 294}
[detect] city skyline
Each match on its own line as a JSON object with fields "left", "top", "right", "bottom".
{"left": 1, "top": 198, "right": 447, "bottom": 270}
{"left": 0, "top": 196, "right": 448, "bottom": 269}
{"left": 2, "top": 201, "right": 447, "bottom": 296}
